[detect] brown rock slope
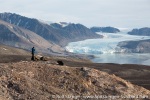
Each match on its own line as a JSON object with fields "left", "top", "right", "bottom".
{"left": 0, "top": 44, "right": 30, "bottom": 55}
{"left": 0, "top": 44, "right": 30, "bottom": 63}
{"left": 0, "top": 61, "right": 149, "bottom": 100}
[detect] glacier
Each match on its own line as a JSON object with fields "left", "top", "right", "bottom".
{"left": 66, "top": 30, "right": 150, "bottom": 65}
{"left": 66, "top": 30, "right": 150, "bottom": 54}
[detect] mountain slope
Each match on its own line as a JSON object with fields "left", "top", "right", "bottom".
{"left": 0, "top": 13, "right": 102, "bottom": 46}
{"left": 0, "top": 61, "right": 149, "bottom": 100}
{"left": 0, "top": 44, "right": 31, "bottom": 63}
{"left": 0, "top": 20, "right": 64, "bottom": 54}
{"left": 51, "top": 23, "right": 102, "bottom": 43}
{"left": 118, "top": 39, "right": 150, "bottom": 53}
{"left": 0, "top": 44, "right": 29, "bottom": 55}
{"left": 0, "top": 13, "right": 64, "bottom": 45}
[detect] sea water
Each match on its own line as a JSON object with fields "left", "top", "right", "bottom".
{"left": 66, "top": 30, "right": 150, "bottom": 66}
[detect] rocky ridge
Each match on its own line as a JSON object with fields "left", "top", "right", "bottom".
{"left": 90, "top": 26, "right": 120, "bottom": 33}
{"left": 128, "top": 27, "right": 150, "bottom": 36}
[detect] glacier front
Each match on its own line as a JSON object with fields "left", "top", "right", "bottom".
{"left": 66, "top": 31, "right": 150, "bottom": 65}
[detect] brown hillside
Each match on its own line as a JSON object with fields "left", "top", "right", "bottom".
{"left": 0, "top": 44, "right": 30, "bottom": 63}
{"left": 0, "top": 61, "right": 149, "bottom": 100}
{"left": 0, "top": 44, "right": 30, "bottom": 55}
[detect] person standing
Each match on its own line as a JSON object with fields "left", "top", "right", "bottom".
{"left": 31, "top": 47, "right": 35, "bottom": 61}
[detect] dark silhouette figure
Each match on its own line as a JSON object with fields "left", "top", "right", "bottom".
{"left": 31, "top": 47, "right": 35, "bottom": 61}
{"left": 57, "top": 60, "right": 64, "bottom": 66}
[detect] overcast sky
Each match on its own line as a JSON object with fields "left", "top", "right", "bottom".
{"left": 0, "top": 0, "right": 150, "bottom": 28}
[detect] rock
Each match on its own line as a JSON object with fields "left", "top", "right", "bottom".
{"left": 40, "top": 57, "right": 49, "bottom": 61}
{"left": 57, "top": 60, "right": 64, "bottom": 66}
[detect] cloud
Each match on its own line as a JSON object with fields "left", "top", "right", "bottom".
{"left": 0, "top": 0, "right": 150, "bottom": 28}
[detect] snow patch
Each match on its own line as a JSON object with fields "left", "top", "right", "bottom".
{"left": 57, "top": 22, "right": 70, "bottom": 27}
{"left": 17, "top": 19, "right": 21, "bottom": 26}
{"left": 2, "top": 48, "right": 7, "bottom": 50}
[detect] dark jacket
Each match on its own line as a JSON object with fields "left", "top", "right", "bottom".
{"left": 32, "top": 47, "right": 35, "bottom": 54}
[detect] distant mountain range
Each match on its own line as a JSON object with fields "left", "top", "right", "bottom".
{"left": 50, "top": 22, "right": 103, "bottom": 46}
{"left": 0, "top": 12, "right": 103, "bottom": 54}
{"left": 0, "top": 13, "right": 102, "bottom": 47}
{"left": 90, "top": 26, "right": 120, "bottom": 33}
{"left": 2, "top": 12, "right": 149, "bottom": 54}
{"left": 128, "top": 27, "right": 150, "bottom": 36}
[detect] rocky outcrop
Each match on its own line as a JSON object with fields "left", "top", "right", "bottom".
{"left": 0, "top": 61, "right": 149, "bottom": 100}
{"left": 128, "top": 27, "right": 150, "bottom": 36}
{"left": 0, "top": 13, "right": 102, "bottom": 46}
{"left": 117, "top": 39, "right": 150, "bottom": 53}
{"left": 90, "top": 26, "right": 120, "bottom": 33}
